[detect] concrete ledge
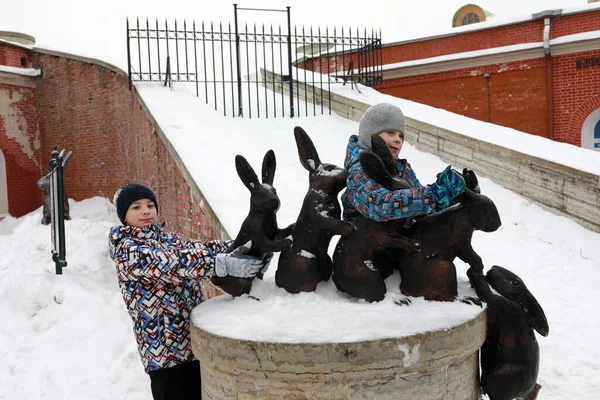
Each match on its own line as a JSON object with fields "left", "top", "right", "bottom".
{"left": 263, "top": 68, "right": 600, "bottom": 233}
{"left": 191, "top": 309, "right": 486, "bottom": 399}
{"left": 0, "top": 31, "right": 35, "bottom": 46}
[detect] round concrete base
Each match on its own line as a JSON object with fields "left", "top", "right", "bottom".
{"left": 191, "top": 303, "right": 486, "bottom": 399}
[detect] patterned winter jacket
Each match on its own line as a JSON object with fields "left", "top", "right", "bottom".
{"left": 341, "top": 135, "right": 439, "bottom": 222}
{"left": 108, "top": 223, "right": 230, "bottom": 373}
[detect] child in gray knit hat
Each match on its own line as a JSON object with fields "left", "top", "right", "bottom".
{"left": 341, "top": 102, "right": 476, "bottom": 223}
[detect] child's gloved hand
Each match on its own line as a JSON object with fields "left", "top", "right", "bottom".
{"left": 462, "top": 168, "right": 480, "bottom": 193}
{"left": 431, "top": 166, "right": 466, "bottom": 211}
{"left": 215, "top": 241, "right": 264, "bottom": 278}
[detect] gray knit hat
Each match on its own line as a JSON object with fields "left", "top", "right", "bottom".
{"left": 358, "top": 103, "right": 406, "bottom": 150}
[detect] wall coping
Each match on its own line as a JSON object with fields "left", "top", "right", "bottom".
{"left": 381, "top": 36, "right": 600, "bottom": 79}
{"left": 33, "top": 47, "right": 126, "bottom": 77}
{"left": 0, "top": 31, "right": 35, "bottom": 46}
{"left": 0, "top": 68, "right": 38, "bottom": 88}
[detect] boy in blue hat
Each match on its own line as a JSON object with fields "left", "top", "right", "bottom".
{"left": 109, "top": 183, "right": 269, "bottom": 400}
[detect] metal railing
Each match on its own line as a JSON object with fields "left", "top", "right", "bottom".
{"left": 40, "top": 148, "right": 71, "bottom": 275}
{"left": 126, "top": 6, "right": 382, "bottom": 118}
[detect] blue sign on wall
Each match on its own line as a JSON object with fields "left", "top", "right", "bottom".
{"left": 595, "top": 120, "right": 600, "bottom": 148}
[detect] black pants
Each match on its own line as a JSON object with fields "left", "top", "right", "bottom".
{"left": 148, "top": 361, "right": 202, "bottom": 400}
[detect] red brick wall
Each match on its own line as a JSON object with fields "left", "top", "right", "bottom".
{"left": 382, "top": 21, "right": 543, "bottom": 65}
{"left": 377, "top": 59, "right": 549, "bottom": 138}
{"left": 33, "top": 53, "right": 221, "bottom": 241}
{"left": 0, "top": 44, "right": 32, "bottom": 68}
{"left": 549, "top": 10, "right": 600, "bottom": 39}
{"left": 0, "top": 82, "right": 43, "bottom": 217}
{"left": 552, "top": 49, "right": 600, "bottom": 146}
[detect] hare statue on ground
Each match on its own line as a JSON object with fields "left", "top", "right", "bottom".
{"left": 331, "top": 135, "right": 421, "bottom": 303}
{"left": 38, "top": 172, "right": 71, "bottom": 226}
{"left": 212, "top": 150, "right": 293, "bottom": 297}
{"left": 276, "top": 126, "right": 354, "bottom": 293}
{"left": 361, "top": 133, "right": 501, "bottom": 302}
{"left": 468, "top": 266, "right": 548, "bottom": 400}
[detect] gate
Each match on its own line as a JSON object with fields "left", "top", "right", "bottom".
{"left": 126, "top": 5, "right": 382, "bottom": 118}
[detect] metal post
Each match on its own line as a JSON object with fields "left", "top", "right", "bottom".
{"left": 127, "top": 18, "right": 132, "bottom": 89}
{"left": 48, "top": 148, "right": 68, "bottom": 275}
{"left": 56, "top": 155, "right": 66, "bottom": 273}
{"left": 484, "top": 73, "right": 491, "bottom": 122}
{"left": 286, "top": 6, "right": 294, "bottom": 117}
{"left": 234, "top": 4, "right": 243, "bottom": 117}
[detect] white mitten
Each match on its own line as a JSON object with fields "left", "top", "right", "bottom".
{"left": 215, "top": 241, "right": 263, "bottom": 278}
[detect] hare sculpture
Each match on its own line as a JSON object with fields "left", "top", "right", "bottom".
{"left": 331, "top": 134, "right": 421, "bottom": 303}
{"left": 359, "top": 133, "right": 501, "bottom": 302}
{"left": 468, "top": 266, "right": 548, "bottom": 400}
{"left": 276, "top": 127, "right": 354, "bottom": 293}
{"left": 212, "top": 150, "right": 293, "bottom": 297}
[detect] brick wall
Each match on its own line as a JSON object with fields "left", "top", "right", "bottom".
{"left": 0, "top": 79, "right": 43, "bottom": 217}
{"left": 33, "top": 51, "right": 227, "bottom": 241}
{"left": 377, "top": 59, "right": 549, "bottom": 138}
{"left": 552, "top": 49, "right": 600, "bottom": 145}
{"left": 0, "top": 43, "right": 32, "bottom": 68}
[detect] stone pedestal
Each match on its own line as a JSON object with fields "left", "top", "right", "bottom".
{"left": 191, "top": 294, "right": 486, "bottom": 399}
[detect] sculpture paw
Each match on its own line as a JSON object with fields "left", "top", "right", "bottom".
{"left": 459, "top": 296, "right": 482, "bottom": 307}
{"left": 394, "top": 297, "right": 412, "bottom": 306}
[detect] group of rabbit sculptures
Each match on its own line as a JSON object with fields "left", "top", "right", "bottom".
{"left": 220, "top": 126, "right": 549, "bottom": 400}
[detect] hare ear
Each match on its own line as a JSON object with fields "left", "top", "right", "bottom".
{"left": 294, "top": 126, "right": 321, "bottom": 172}
{"left": 262, "top": 149, "right": 276, "bottom": 185}
{"left": 370, "top": 134, "right": 396, "bottom": 175}
{"left": 235, "top": 155, "right": 260, "bottom": 191}
{"left": 360, "top": 151, "right": 389, "bottom": 186}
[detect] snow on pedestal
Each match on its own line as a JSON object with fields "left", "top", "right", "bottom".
{"left": 191, "top": 276, "right": 486, "bottom": 399}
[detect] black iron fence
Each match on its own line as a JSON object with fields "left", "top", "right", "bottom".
{"left": 126, "top": 6, "right": 382, "bottom": 118}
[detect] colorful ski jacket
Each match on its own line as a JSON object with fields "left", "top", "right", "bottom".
{"left": 108, "top": 223, "right": 230, "bottom": 373}
{"left": 341, "top": 135, "right": 438, "bottom": 222}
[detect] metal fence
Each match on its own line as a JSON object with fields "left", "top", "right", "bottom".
{"left": 126, "top": 6, "right": 382, "bottom": 118}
